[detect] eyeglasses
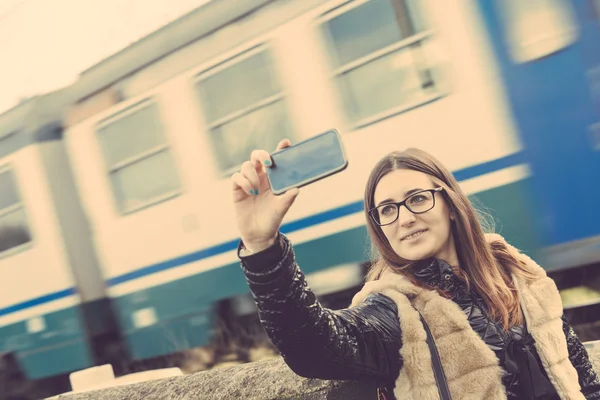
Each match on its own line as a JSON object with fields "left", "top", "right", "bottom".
{"left": 369, "top": 187, "right": 444, "bottom": 226}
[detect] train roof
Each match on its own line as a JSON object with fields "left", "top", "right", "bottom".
{"left": 1, "top": 0, "right": 273, "bottom": 155}
{"left": 68, "top": 0, "right": 272, "bottom": 104}
{"left": 0, "top": 89, "right": 74, "bottom": 150}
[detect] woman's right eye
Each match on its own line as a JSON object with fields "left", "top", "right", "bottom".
{"left": 381, "top": 205, "right": 395, "bottom": 216}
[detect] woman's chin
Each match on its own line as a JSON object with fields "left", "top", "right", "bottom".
{"left": 397, "top": 245, "right": 434, "bottom": 262}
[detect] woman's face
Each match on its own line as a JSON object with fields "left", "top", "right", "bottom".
{"left": 373, "top": 169, "right": 457, "bottom": 265}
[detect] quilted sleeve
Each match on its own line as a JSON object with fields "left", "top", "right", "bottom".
{"left": 238, "top": 233, "right": 403, "bottom": 383}
{"left": 562, "top": 314, "right": 600, "bottom": 399}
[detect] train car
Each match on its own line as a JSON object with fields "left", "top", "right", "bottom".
{"left": 477, "top": 0, "right": 600, "bottom": 333}
{"left": 0, "top": 90, "right": 122, "bottom": 389}
{"left": 61, "top": 0, "right": 600, "bottom": 367}
{"left": 484, "top": 0, "right": 600, "bottom": 271}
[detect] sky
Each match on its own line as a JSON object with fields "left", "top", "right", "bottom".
{"left": 0, "top": 0, "right": 211, "bottom": 113}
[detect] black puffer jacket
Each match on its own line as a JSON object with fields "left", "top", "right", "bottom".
{"left": 238, "top": 233, "right": 600, "bottom": 399}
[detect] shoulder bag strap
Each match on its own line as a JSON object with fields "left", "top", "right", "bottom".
{"left": 418, "top": 311, "right": 452, "bottom": 400}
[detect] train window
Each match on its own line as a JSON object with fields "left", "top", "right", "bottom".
{"left": 321, "top": 0, "right": 441, "bottom": 125}
{"left": 96, "top": 101, "right": 181, "bottom": 213}
{"left": 496, "top": 0, "right": 579, "bottom": 63}
{"left": 0, "top": 168, "right": 32, "bottom": 255}
{"left": 194, "top": 48, "right": 294, "bottom": 174}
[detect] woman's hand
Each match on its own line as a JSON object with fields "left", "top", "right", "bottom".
{"left": 231, "top": 139, "right": 299, "bottom": 253}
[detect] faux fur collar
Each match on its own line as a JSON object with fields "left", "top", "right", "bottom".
{"left": 351, "top": 234, "right": 583, "bottom": 399}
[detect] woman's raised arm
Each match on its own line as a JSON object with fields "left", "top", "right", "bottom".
{"left": 238, "top": 232, "right": 402, "bottom": 383}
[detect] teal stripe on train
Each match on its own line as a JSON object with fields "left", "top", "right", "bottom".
{"left": 114, "top": 178, "right": 540, "bottom": 360}
{"left": 0, "top": 306, "right": 93, "bottom": 379}
{"left": 19, "top": 339, "right": 93, "bottom": 379}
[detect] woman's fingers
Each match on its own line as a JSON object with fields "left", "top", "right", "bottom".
{"left": 235, "top": 141, "right": 293, "bottom": 196}
{"left": 232, "top": 172, "right": 253, "bottom": 196}
{"left": 250, "top": 149, "right": 273, "bottom": 169}
{"left": 249, "top": 139, "right": 291, "bottom": 171}
{"left": 240, "top": 161, "right": 261, "bottom": 194}
{"left": 276, "top": 138, "right": 291, "bottom": 152}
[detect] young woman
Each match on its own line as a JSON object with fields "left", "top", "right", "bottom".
{"left": 231, "top": 139, "right": 600, "bottom": 399}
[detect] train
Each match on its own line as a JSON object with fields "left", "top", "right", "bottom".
{"left": 1, "top": 0, "right": 600, "bottom": 395}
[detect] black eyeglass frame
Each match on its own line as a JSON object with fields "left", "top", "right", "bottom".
{"left": 368, "top": 187, "right": 445, "bottom": 226}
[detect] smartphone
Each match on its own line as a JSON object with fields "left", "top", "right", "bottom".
{"left": 266, "top": 129, "right": 348, "bottom": 195}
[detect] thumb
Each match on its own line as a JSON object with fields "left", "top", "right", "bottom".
{"left": 276, "top": 188, "right": 299, "bottom": 217}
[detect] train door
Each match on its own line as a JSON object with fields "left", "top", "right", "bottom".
{"left": 476, "top": 0, "right": 600, "bottom": 270}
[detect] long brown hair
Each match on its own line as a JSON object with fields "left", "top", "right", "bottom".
{"left": 363, "top": 148, "right": 537, "bottom": 330}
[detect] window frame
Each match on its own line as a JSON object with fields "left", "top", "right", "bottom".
{"left": 497, "top": 0, "right": 580, "bottom": 64}
{"left": 95, "top": 98, "right": 182, "bottom": 215}
{"left": 192, "top": 44, "right": 294, "bottom": 177}
{"left": 0, "top": 164, "right": 33, "bottom": 259}
{"left": 318, "top": 0, "right": 446, "bottom": 129}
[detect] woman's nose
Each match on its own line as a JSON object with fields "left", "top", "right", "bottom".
{"left": 398, "top": 206, "right": 417, "bottom": 227}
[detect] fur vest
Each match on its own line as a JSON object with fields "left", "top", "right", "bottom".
{"left": 350, "top": 235, "right": 583, "bottom": 399}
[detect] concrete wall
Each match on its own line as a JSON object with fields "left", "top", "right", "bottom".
{"left": 55, "top": 340, "right": 600, "bottom": 399}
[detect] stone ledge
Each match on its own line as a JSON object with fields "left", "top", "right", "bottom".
{"left": 56, "top": 341, "right": 600, "bottom": 400}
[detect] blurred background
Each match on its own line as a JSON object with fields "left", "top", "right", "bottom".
{"left": 1, "top": 0, "right": 600, "bottom": 398}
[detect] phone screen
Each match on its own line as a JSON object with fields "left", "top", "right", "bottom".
{"left": 267, "top": 129, "right": 348, "bottom": 194}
